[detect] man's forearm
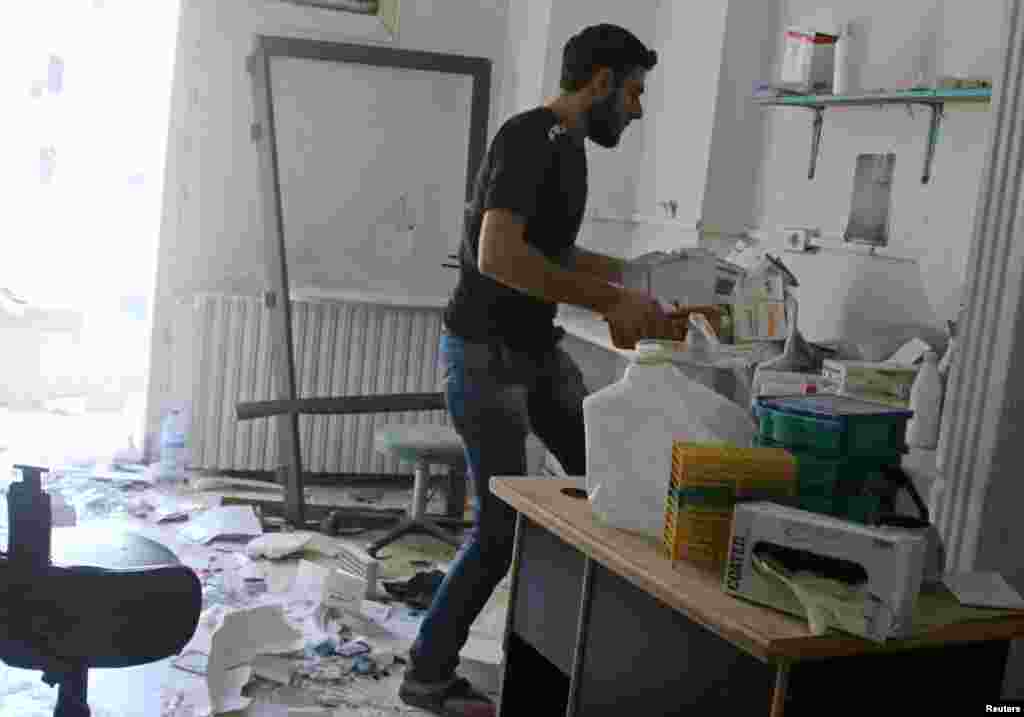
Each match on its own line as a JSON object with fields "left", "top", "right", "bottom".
{"left": 572, "top": 247, "right": 626, "bottom": 285}
{"left": 484, "top": 243, "right": 624, "bottom": 315}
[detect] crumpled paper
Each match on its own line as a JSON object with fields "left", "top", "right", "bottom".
{"left": 203, "top": 604, "right": 305, "bottom": 714}
{"left": 246, "top": 533, "right": 314, "bottom": 560}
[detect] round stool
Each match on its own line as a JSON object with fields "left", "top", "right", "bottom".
{"left": 367, "top": 424, "right": 469, "bottom": 557}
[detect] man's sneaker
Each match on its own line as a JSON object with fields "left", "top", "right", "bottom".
{"left": 398, "top": 675, "right": 495, "bottom": 717}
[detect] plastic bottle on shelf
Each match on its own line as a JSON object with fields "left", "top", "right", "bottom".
{"left": 159, "top": 408, "right": 189, "bottom": 484}
{"left": 906, "top": 352, "right": 942, "bottom": 450}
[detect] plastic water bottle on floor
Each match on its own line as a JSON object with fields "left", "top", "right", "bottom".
{"left": 159, "top": 408, "right": 188, "bottom": 484}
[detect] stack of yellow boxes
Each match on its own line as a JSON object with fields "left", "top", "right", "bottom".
{"left": 664, "top": 442, "right": 798, "bottom": 572}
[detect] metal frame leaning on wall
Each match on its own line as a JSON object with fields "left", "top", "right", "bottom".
{"left": 243, "top": 36, "right": 491, "bottom": 527}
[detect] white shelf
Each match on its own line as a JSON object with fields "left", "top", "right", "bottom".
{"left": 746, "top": 228, "right": 921, "bottom": 264}
{"left": 289, "top": 286, "right": 448, "bottom": 309}
{"left": 808, "top": 242, "right": 920, "bottom": 264}
{"left": 583, "top": 211, "right": 698, "bottom": 229}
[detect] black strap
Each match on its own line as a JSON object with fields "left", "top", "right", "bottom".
{"left": 877, "top": 465, "right": 930, "bottom": 525}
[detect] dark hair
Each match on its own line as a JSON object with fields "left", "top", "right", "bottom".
{"left": 560, "top": 24, "right": 658, "bottom": 93}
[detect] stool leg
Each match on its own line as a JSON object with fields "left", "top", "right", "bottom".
{"left": 366, "top": 515, "right": 463, "bottom": 558}
{"left": 366, "top": 518, "right": 418, "bottom": 558}
{"left": 366, "top": 459, "right": 466, "bottom": 559}
{"left": 410, "top": 461, "right": 430, "bottom": 520}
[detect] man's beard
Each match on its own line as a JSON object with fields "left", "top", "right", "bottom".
{"left": 586, "top": 89, "right": 626, "bottom": 148}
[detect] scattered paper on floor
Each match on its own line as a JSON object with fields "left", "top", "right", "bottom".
{"left": 247, "top": 532, "right": 313, "bottom": 560}
{"left": 205, "top": 605, "right": 304, "bottom": 714}
{"left": 180, "top": 505, "right": 263, "bottom": 544}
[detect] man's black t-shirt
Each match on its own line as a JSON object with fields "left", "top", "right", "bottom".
{"left": 443, "top": 107, "right": 588, "bottom": 353}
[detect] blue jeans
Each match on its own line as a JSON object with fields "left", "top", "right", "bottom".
{"left": 408, "top": 330, "right": 589, "bottom": 682}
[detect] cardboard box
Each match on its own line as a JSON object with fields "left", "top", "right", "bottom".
{"left": 737, "top": 273, "right": 786, "bottom": 302}
{"left": 822, "top": 360, "right": 919, "bottom": 408}
{"left": 723, "top": 502, "right": 929, "bottom": 642}
{"left": 733, "top": 300, "right": 788, "bottom": 342}
{"left": 625, "top": 250, "right": 717, "bottom": 306}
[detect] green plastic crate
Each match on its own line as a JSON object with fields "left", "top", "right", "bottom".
{"left": 753, "top": 436, "right": 899, "bottom": 524}
{"left": 754, "top": 395, "right": 912, "bottom": 458}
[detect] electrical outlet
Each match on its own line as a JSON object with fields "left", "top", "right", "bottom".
{"left": 783, "top": 228, "right": 812, "bottom": 252}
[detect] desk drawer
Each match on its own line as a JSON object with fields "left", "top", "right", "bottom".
{"left": 511, "top": 518, "right": 585, "bottom": 674}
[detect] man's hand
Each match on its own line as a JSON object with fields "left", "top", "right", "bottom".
{"left": 604, "top": 288, "right": 672, "bottom": 349}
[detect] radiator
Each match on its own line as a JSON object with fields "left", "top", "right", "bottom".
{"left": 189, "top": 293, "right": 449, "bottom": 474}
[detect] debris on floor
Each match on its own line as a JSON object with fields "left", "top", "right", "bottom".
{"left": 179, "top": 505, "right": 263, "bottom": 544}
{"left": 251, "top": 655, "right": 295, "bottom": 685}
{"left": 292, "top": 558, "right": 370, "bottom": 609}
{"left": 383, "top": 569, "right": 447, "bottom": 610}
{"left": 338, "top": 637, "right": 372, "bottom": 657}
{"left": 247, "top": 532, "right": 314, "bottom": 560}
{"left": 172, "top": 650, "right": 210, "bottom": 677}
{"left": 206, "top": 604, "right": 305, "bottom": 714}
{"left": 3, "top": 448, "right": 491, "bottom": 715}
{"left": 191, "top": 476, "right": 285, "bottom": 492}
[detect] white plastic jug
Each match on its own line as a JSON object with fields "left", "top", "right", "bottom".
{"left": 906, "top": 351, "right": 942, "bottom": 449}
{"left": 583, "top": 342, "right": 757, "bottom": 537}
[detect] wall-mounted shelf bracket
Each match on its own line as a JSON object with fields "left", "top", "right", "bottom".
{"left": 757, "top": 89, "right": 991, "bottom": 185}
{"left": 809, "top": 108, "right": 824, "bottom": 180}
{"left": 923, "top": 103, "right": 945, "bottom": 184}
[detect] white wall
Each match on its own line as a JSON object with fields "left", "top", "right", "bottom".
{"left": 495, "top": 0, "right": 553, "bottom": 129}
{"left": 154, "top": 0, "right": 510, "bottom": 301}
{"left": 754, "top": 0, "right": 1003, "bottom": 336}
{"left": 702, "top": 0, "right": 784, "bottom": 237}
{"left": 636, "top": 1, "right": 729, "bottom": 230}
{"left": 572, "top": 0, "right": 781, "bottom": 263}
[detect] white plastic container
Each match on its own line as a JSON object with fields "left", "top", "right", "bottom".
{"left": 583, "top": 342, "right": 757, "bottom": 538}
{"left": 636, "top": 338, "right": 740, "bottom": 404}
{"left": 906, "top": 352, "right": 942, "bottom": 450}
{"left": 935, "top": 336, "right": 957, "bottom": 473}
{"left": 781, "top": 27, "right": 839, "bottom": 93}
{"left": 832, "top": 23, "right": 851, "bottom": 94}
{"left": 159, "top": 408, "right": 189, "bottom": 484}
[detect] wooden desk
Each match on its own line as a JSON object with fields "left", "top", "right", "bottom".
{"left": 492, "top": 477, "right": 1024, "bottom": 716}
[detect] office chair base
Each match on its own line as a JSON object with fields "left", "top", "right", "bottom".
{"left": 366, "top": 517, "right": 463, "bottom": 558}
